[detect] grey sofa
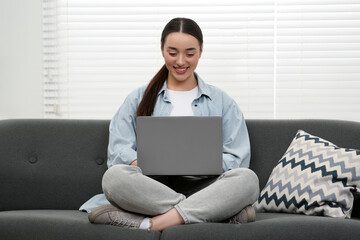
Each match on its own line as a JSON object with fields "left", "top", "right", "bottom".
{"left": 1, "top": 119, "right": 360, "bottom": 240}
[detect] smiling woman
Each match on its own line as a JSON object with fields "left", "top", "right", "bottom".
{"left": 163, "top": 32, "right": 202, "bottom": 91}
{"left": 82, "top": 17, "right": 259, "bottom": 232}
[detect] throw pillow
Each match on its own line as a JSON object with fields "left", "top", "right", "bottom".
{"left": 253, "top": 130, "right": 360, "bottom": 218}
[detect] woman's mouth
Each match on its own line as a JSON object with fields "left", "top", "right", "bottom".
{"left": 174, "top": 67, "right": 190, "bottom": 74}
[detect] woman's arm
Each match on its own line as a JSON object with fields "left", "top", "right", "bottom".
{"left": 221, "top": 95, "right": 251, "bottom": 171}
{"left": 107, "top": 88, "right": 144, "bottom": 168}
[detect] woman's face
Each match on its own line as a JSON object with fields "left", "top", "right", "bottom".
{"left": 162, "top": 32, "right": 202, "bottom": 90}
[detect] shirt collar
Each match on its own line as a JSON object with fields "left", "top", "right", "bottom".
{"left": 158, "top": 72, "right": 212, "bottom": 101}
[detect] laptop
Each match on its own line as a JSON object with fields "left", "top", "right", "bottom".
{"left": 136, "top": 116, "right": 223, "bottom": 176}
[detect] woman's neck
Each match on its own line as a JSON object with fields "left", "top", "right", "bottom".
{"left": 166, "top": 74, "right": 198, "bottom": 91}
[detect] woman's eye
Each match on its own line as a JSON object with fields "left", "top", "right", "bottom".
{"left": 169, "top": 53, "right": 177, "bottom": 56}
{"left": 187, "top": 54, "right": 194, "bottom": 57}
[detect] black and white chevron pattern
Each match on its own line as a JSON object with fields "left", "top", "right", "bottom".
{"left": 254, "top": 130, "right": 360, "bottom": 218}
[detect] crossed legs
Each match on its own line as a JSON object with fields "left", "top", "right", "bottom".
{"left": 101, "top": 164, "right": 259, "bottom": 230}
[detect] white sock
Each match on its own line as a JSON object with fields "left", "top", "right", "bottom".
{"left": 139, "top": 218, "right": 151, "bottom": 230}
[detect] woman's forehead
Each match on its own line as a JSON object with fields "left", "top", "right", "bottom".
{"left": 164, "top": 32, "right": 201, "bottom": 50}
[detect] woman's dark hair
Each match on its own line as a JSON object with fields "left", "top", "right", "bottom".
{"left": 136, "top": 18, "right": 203, "bottom": 116}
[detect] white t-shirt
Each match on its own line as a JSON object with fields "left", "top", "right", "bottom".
{"left": 167, "top": 86, "right": 199, "bottom": 116}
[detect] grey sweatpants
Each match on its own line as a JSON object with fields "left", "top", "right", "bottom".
{"left": 102, "top": 165, "right": 259, "bottom": 224}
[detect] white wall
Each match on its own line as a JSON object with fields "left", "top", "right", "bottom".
{"left": 0, "top": 0, "right": 43, "bottom": 119}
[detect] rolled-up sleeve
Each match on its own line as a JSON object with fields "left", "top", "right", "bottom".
{"left": 221, "top": 95, "right": 251, "bottom": 171}
{"left": 107, "top": 89, "right": 143, "bottom": 167}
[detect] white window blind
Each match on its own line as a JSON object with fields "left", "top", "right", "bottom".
{"left": 276, "top": 0, "right": 360, "bottom": 121}
{"left": 43, "top": 0, "right": 360, "bottom": 120}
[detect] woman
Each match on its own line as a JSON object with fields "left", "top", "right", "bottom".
{"left": 82, "top": 18, "right": 259, "bottom": 231}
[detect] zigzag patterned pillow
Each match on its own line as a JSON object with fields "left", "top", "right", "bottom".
{"left": 254, "top": 130, "right": 360, "bottom": 218}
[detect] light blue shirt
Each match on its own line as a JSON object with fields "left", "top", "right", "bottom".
{"left": 79, "top": 73, "right": 251, "bottom": 212}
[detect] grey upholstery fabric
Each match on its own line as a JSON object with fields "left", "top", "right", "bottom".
{"left": 0, "top": 210, "right": 160, "bottom": 240}
{"left": 0, "top": 119, "right": 109, "bottom": 211}
{"left": 1, "top": 119, "right": 360, "bottom": 240}
{"left": 161, "top": 213, "right": 360, "bottom": 240}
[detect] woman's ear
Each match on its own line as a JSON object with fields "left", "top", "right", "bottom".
{"left": 199, "top": 44, "right": 203, "bottom": 58}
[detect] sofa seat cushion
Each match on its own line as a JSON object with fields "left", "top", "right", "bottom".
{"left": 161, "top": 212, "right": 360, "bottom": 240}
{"left": 0, "top": 210, "right": 160, "bottom": 240}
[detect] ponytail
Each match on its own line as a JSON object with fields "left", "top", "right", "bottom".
{"left": 136, "top": 65, "right": 168, "bottom": 116}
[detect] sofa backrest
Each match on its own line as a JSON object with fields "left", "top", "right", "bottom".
{"left": 0, "top": 119, "right": 109, "bottom": 211}
{"left": 1, "top": 119, "right": 359, "bottom": 216}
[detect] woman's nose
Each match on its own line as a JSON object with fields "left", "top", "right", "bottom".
{"left": 176, "top": 54, "right": 185, "bottom": 66}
